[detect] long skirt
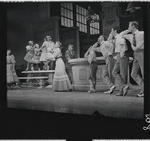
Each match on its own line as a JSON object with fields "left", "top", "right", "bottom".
{"left": 53, "top": 58, "right": 72, "bottom": 91}
{"left": 7, "top": 64, "right": 18, "bottom": 84}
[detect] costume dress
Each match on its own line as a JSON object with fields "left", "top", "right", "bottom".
{"left": 52, "top": 48, "right": 72, "bottom": 91}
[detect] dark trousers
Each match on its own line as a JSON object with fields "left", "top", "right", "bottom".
{"left": 112, "top": 54, "right": 129, "bottom": 93}
{"left": 103, "top": 56, "right": 116, "bottom": 88}
{"left": 49, "top": 61, "right": 55, "bottom": 70}
{"left": 88, "top": 61, "right": 98, "bottom": 90}
{"left": 131, "top": 50, "right": 144, "bottom": 93}
{"left": 66, "top": 68, "right": 73, "bottom": 84}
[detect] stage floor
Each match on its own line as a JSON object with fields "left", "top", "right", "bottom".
{"left": 7, "top": 85, "right": 144, "bottom": 119}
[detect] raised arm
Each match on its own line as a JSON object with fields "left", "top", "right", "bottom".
{"left": 84, "top": 46, "right": 92, "bottom": 58}
{"left": 91, "top": 42, "right": 99, "bottom": 48}
{"left": 92, "top": 46, "right": 101, "bottom": 53}
{"left": 120, "top": 30, "right": 131, "bottom": 42}
{"left": 39, "top": 42, "right": 46, "bottom": 50}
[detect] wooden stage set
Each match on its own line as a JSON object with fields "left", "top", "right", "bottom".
{"left": 7, "top": 85, "right": 144, "bottom": 120}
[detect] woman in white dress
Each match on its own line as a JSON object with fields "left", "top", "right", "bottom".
{"left": 39, "top": 36, "right": 54, "bottom": 70}
{"left": 51, "top": 41, "right": 72, "bottom": 92}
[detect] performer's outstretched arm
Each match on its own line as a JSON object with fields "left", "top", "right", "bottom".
{"left": 84, "top": 46, "right": 92, "bottom": 58}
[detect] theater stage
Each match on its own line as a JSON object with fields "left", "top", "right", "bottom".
{"left": 7, "top": 85, "right": 144, "bottom": 119}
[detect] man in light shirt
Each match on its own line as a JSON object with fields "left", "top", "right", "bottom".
{"left": 92, "top": 35, "right": 116, "bottom": 94}
{"left": 84, "top": 42, "right": 98, "bottom": 93}
{"left": 111, "top": 27, "right": 129, "bottom": 96}
{"left": 121, "top": 21, "right": 144, "bottom": 97}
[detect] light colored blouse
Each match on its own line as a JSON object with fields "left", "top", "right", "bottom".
{"left": 52, "top": 48, "right": 62, "bottom": 59}
{"left": 42, "top": 41, "right": 54, "bottom": 52}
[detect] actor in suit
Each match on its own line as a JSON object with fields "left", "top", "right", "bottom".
{"left": 65, "top": 44, "right": 76, "bottom": 84}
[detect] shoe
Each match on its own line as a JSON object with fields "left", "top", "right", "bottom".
{"left": 88, "top": 90, "right": 96, "bottom": 93}
{"left": 104, "top": 85, "right": 116, "bottom": 94}
{"left": 37, "top": 86, "right": 43, "bottom": 89}
{"left": 123, "top": 85, "right": 129, "bottom": 96}
{"left": 109, "top": 85, "right": 116, "bottom": 94}
{"left": 45, "top": 85, "right": 52, "bottom": 88}
{"left": 104, "top": 90, "right": 110, "bottom": 94}
{"left": 116, "top": 93, "right": 123, "bottom": 96}
{"left": 137, "top": 93, "right": 144, "bottom": 97}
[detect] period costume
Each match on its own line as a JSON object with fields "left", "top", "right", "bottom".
{"left": 39, "top": 40, "right": 54, "bottom": 61}
{"left": 112, "top": 32, "right": 129, "bottom": 96}
{"left": 31, "top": 48, "right": 41, "bottom": 70}
{"left": 32, "top": 48, "right": 41, "bottom": 64}
{"left": 52, "top": 48, "right": 72, "bottom": 91}
{"left": 122, "top": 30, "right": 144, "bottom": 96}
{"left": 7, "top": 55, "right": 19, "bottom": 84}
{"left": 92, "top": 41, "right": 116, "bottom": 94}
{"left": 65, "top": 49, "right": 76, "bottom": 84}
{"left": 84, "top": 44, "right": 98, "bottom": 93}
{"left": 24, "top": 45, "right": 35, "bottom": 63}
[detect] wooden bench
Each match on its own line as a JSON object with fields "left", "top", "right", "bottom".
{"left": 18, "top": 70, "right": 55, "bottom": 89}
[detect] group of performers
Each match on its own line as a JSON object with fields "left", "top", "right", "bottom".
{"left": 24, "top": 36, "right": 55, "bottom": 71}
{"left": 7, "top": 36, "right": 76, "bottom": 92}
{"left": 7, "top": 21, "right": 144, "bottom": 97}
{"left": 85, "top": 21, "right": 144, "bottom": 97}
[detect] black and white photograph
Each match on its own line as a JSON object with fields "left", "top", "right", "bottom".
{"left": 1, "top": 0, "right": 150, "bottom": 139}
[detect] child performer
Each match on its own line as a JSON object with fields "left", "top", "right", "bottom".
{"left": 84, "top": 42, "right": 98, "bottom": 93}
{"left": 39, "top": 36, "right": 55, "bottom": 70}
{"left": 24, "top": 41, "right": 35, "bottom": 71}
{"left": 31, "top": 44, "right": 41, "bottom": 70}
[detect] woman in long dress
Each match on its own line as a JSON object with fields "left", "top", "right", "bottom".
{"left": 7, "top": 49, "right": 21, "bottom": 89}
{"left": 51, "top": 41, "right": 72, "bottom": 92}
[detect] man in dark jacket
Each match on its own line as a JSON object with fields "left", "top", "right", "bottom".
{"left": 65, "top": 44, "right": 76, "bottom": 84}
